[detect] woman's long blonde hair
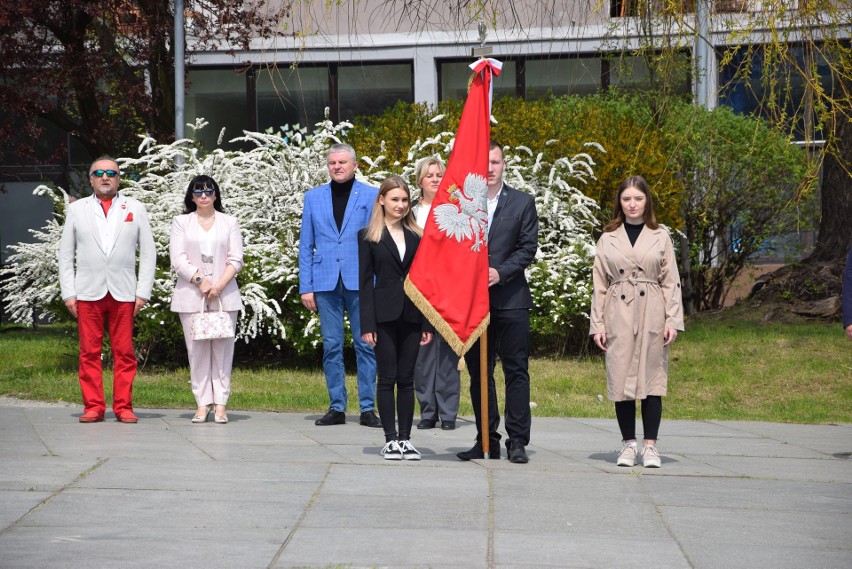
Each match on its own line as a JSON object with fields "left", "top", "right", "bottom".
{"left": 362, "top": 176, "right": 423, "bottom": 243}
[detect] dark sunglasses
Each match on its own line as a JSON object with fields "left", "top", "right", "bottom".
{"left": 192, "top": 185, "right": 215, "bottom": 197}
{"left": 90, "top": 169, "right": 119, "bottom": 178}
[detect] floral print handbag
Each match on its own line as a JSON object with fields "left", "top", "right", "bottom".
{"left": 190, "top": 297, "right": 234, "bottom": 341}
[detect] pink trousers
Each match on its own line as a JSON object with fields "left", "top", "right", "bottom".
{"left": 178, "top": 311, "right": 238, "bottom": 406}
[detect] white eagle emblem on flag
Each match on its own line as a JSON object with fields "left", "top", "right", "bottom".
{"left": 433, "top": 173, "right": 489, "bottom": 252}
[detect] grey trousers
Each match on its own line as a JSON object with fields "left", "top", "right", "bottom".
{"left": 414, "top": 332, "right": 461, "bottom": 422}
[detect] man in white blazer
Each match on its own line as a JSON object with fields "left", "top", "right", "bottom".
{"left": 58, "top": 156, "right": 156, "bottom": 423}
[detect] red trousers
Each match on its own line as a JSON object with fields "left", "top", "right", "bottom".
{"left": 76, "top": 293, "right": 137, "bottom": 416}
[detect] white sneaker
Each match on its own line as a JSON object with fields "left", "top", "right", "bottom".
{"left": 641, "top": 445, "right": 661, "bottom": 468}
{"left": 399, "top": 440, "right": 421, "bottom": 461}
{"left": 381, "top": 440, "right": 403, "bottom": 460}
{"left": 617, "top": 443, "right": 637, "bottom": 467}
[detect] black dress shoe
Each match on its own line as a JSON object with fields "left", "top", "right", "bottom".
{"left": 417, "top": 419, "right": 437, "bottom": 430}
{"left": 456, "top": 440, "right": 501, "bottom": 461}
{"left": 315, "top": 409, "right": 345, "bottom": 426}
{"left": 441, "top": 421, "right": 456, "bottom": 430}
{"left": 507, "top": 441, "right": 529, "bottom": 464}
{"left": 359, "top": 410, "right": 382, "bottom": 428}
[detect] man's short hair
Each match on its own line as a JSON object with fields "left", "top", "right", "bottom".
{"left": 490, "top": 141, "right": 504, "bottom": 155}
{"left": 90, "top": 155, "right": 119, "bottom": 172}
{"left": 327, "top": 144, "right": 356, "bottom": 162}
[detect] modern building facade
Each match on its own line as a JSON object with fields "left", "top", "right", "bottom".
{"left": 0, "top": 0, "right": 844, "bottom": 268}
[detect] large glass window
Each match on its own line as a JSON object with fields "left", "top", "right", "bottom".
{"left": 525, "top": 56, "right": 602, "bottom": 98}
{"left": 0, "top": 99, "right": 74, "bottom": 166}
{"left": 185, "top": 68, "right": 248, "bottom": 150}
{"left": 611, "top": 0, "right": 696, "bottom": 17}
{"left": 339, "top": 63, "right": 413, "bottom": 120}
{"left": 440, "top": 60, "right": 517, "bottom": 101}
{"left": 718, "top": 44, "right": 833, "bottom": 141}
{"left": 441, "top": 54, "right": 690, "bottom": 102}
{"left": 608, "top": 53, "right": 691, "bottom": 94}
{"left": 257, "top": 65, "right": 329, "bottom": 133}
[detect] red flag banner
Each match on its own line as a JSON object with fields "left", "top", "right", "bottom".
{"left": 404, "top": 58, "right": 502, "bottom": 357}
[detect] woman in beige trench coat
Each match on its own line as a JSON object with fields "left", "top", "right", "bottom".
{"left": 589, "top": 176, "right": 684, "bottom": 468}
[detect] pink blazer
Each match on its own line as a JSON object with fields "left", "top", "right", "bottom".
{"left": 169, "top": 212, "right": 244, "bottom": 313}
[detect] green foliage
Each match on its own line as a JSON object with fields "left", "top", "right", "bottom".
{"left": 2, "top": 115, "right": 601, "bottom": 358}
{"left": 348, "top": 100, "right": 462, "bottom": 168}
{"left": 349, "top": 91, "right": 811, "bottom": 315}
{"left": 662, "top": 102, "right": 810, "bottom": 309}
{"left": 349, "top": 93, "right": 685, "bottom": 228}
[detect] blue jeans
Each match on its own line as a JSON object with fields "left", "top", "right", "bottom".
{"left": 315, "top": 279, "right": 377, "bottom": 412}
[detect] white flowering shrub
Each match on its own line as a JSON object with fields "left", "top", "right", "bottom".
{"left": 1, "top": 117, "right": 600, "bottom": 356}
{"left": 503, "top": 143, "right": 601, "bottom": 345}
{"left": 353, "top": 132, "right": 601, "bottom": 348}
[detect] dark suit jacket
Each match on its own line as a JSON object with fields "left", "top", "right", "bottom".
{"left": 358, "top": 226, "right": 424, "bottom": 334}
{"left": 487, "top": 184, "right": 539, "bottom": 310}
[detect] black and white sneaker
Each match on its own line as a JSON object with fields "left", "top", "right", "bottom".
{"left": 381, "top": 440, "right": 403, "bottom": 460}
{"left": 399, "top": 440, "right": 421, "bottom": 461}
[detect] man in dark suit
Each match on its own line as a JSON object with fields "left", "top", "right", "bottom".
{"left": 459, "top": 142, "right": 539, "bottom": 464}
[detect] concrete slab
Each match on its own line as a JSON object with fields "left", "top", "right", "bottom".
{"left": 0, "top": 490, "right": 53, "bottom": 529}
{"left": 1, "top": 404, "right": 850, "bottom": 569}
{"left": 271, "top": 527, "right": 489, "bottom": 569}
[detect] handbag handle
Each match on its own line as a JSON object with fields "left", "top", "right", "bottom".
{"left": 199, "top": 296, "right": 225, "bottom": 314}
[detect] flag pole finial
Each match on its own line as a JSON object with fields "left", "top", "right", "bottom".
{"left": 472, "top": 21, "right": 492, "bottom": 58}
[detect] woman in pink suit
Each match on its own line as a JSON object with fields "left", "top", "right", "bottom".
{"left": 169, "top": 175, "right": 244, "bottom": 424}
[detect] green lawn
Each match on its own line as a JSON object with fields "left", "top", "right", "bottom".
{"left": 1, "top": 307, "right": 850, "bottom": 423}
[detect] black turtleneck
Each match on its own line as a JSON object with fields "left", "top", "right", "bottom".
{"left": 624, "top": 221, "right": 644, "bottom": 247}
{"left": 330, "top": 178, "right": 355, "bottom": 230}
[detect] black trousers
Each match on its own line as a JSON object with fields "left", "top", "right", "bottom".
{"left": 375, "top": 320, "right": 421, "bottom": 442}
{"left": 614, "top": 396, "right": 662, "bottom": 441}
{"left": 464, "top": 308, "right": 532, "bottom": 448}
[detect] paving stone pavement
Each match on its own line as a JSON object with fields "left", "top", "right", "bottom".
{"left": 0, "top": 405, "right": 850, "bottom": 569}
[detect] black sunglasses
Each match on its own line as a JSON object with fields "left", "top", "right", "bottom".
{"left": 192, "top": 184, "right": 215, "bottom": 197}
{"left": 90, "top": 169, "right": 119, "bottom": 178}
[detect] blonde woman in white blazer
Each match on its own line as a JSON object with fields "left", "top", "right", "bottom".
{"left": 169, "top": 176, "right": 244, "bottom": 424}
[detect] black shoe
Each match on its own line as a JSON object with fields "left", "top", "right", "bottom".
{"left": 441, "top": 421, "right": 456, "bottom": 430}
{"left": 359, "top": 410, "right": 382, "bottom": 428}
{"left": 507, "top": 441, "right": 529, "bottom": 464}
{"left": 315, "top": 409, "right": 345, "bottom": 426}
{"left": 417, "top": 419, "right": 437, "bottom": 430}
{"left": 457, "top": 440, "right": 501, "bottom": 461}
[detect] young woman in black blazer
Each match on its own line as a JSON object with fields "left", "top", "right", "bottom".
{"left": 359, "top": 176, "right": 433, "bottom": 460}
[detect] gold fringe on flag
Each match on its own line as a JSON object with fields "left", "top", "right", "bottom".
{"left": 404, "top": 275, "right": 490, "bottom": 361}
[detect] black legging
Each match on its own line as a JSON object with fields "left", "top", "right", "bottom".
{"left": 614, "top": 396, "right": 662, "bottom": 441}
{"left": 374, "top": 319, "right": 422, "bottom": 442}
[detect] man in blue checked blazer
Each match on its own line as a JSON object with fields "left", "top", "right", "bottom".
{"left": 299, "top": 144, "right": 381, "bottom": 427}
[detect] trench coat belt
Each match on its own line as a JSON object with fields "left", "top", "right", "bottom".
{"left": 611, "top": 276, "right": 659, "bottom": 336}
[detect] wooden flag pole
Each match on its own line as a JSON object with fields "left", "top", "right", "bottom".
{"left": 474, "top": 21, "right": 492, "bottom": 457}
{"left": 480, "top": 328, "right": 489, "bottom": 455}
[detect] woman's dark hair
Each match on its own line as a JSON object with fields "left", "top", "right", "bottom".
{"left": 602, "top": 175, "right": 659, "bottom": 233}
{"left": 183, "top": 175, "right": 225, "bottom": 214}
